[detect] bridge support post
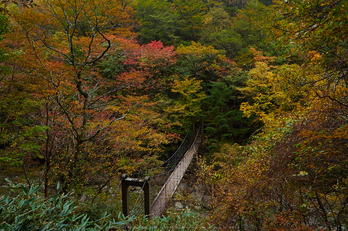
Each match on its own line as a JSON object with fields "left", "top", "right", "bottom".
{"left": 121, "top": 175, "right": 130, "bottom": 217}
{"left": 144, "top": 176, "right": 151, "bottom": 216}
{"left": 121, "top": 174, "right": 151, "bottom": 217}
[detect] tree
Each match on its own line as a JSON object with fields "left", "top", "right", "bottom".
{"left": 172, "top": 0, "right": 208, "bottom": 43}
{"left": 213, "top": 0, "right": 262, "bottom": 16}
{"left": 0, "top": 3, "right": 49, "bottom": 188}
{"left": 175, "top": 42, "right": 256, "bottom": 146}
{"left": 135, "top": 0, "right": 215, "bottom": 46}
{"left": 135, "top": 0, "right": 179, "bottom": 45}
{"left": 176, "top": 42, "right": 234, "bottom": 89}
{"left": 0, "top": 180, "right": 135, "bottom": 230}
{"left": 164, "top": 76, "right": 206, "bottom": 128}
{"left": 203, "top": 32, "right": 348, "bottom": 231}
{"left": 5, "top": 0, "right": 170, "bottom": 195}
{"left": 273, "top": 0, "right": 348, "bottom": 106}
{"left": 132, "top": 40, "right": 177, "bottom": 98}
{"left": 202, "top": 72, "right": 255, "bottom": 147}
{"left": 199, "top": 7, "right": 242, "bottom": 57}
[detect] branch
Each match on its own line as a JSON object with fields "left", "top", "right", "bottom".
{"left": 40, "top": 38, "right": 73, "bottom": 65}
{"left": 22, "top": 30, "right": 59, "bottom": 88}
{"left": 88, "top": 84, "right": 132, "bottom": 108}
{"left": 83, "top": 110, "right": 129, "bottom": 142}
{"left": 54, "top": 94, "right": 79, "bottom": 139}
{"left": 85, "top": 27, "right": 111, "bottom": 65}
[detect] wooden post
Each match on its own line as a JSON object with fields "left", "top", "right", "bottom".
{"left": 121, "top": 174, "right": 130, "bottom": 217}
{"left": 144, "top": 176, "right": 151, "bottom": 217}
{"left": 121, "top": 175, "right": 151, "bottom": 217}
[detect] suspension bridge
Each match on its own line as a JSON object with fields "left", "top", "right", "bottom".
{"left": 107, "top": 122, "right": 202, "bottom": 219}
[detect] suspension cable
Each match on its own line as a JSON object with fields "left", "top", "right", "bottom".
{"left": 104, "top": 178, "right": 122, "bottom": 215}
{"left": 129, "top": 180, "right": 147, "bottom": 217}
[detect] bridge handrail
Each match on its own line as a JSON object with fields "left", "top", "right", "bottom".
{"left": 150, "top": 127, "right": 201, "bottom": 218}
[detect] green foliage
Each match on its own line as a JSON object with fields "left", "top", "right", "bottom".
{"left": 5, "top": 125, "right": 50, "bottom": 165}
{"left": 97, "top": 50, "right": 126, "bottom": 80}
{"left": 135, "top": 0, "right": 213, "bottom": 46}
{"left": 202, "top": 72, "right": 256, "bottom": 145}
{"left": 273, "top": 0, "right": 348, "bottom": 106}
{"left": 232, "top": 1, "right": 270, "bottom": 53}
{"left": 175, "top": 42, "right": 257, "bottom": 146}
{"left": 0, "top": 6, "right": 9, "bottom": 73}
{"left": 132, "top": 210, "right": 215, "bottom": 230}
{"left": 0, "top": 6, "right": 8, "bottom": 41}
{"left": 273, "top": 0, "right": 348, "bottom": 69}
{"left": 165, "top": 76, "right": 206, "bottom": 128}
{"left": 0, "top": 93, "right": 49, "bottom": 167}
{"left": 201, "top": 0, "right": 348, "bottom": 226}
{"left": 4, "top": 0, "right": 174, "bottom": 194}
{"left": 172, "top": 0, "right": 208, "bottom": 43}
{"left": 198, "top": 1, "right": 291, "bottom": 65}
{"left": 176, "top": 42, "right": 231, "bottom": 86}
{"left": 0, "top": 9, "right": 48, "bottom": 167}
{"left": 174, "top": 42, "right": 258, "bottom": 142}
{"left": 215, "top": 0, "right": 273, "bottom": 16}
{"left": 199, "top": 7, "right": 242, "bottom": 57}
{"left": 0, "top": 180, "right": 134, "bottom": 230}
{"left": 2, "top": 0, "right": 348, "bottom": 230}
{"left": 135, "top": 0, "right": 179, "bottom": 45}
{"left": 240, "top": 61, "right": 317, "bottom": 122}
{"left": 0, "top": 180, "right": 213, "bottom": 230}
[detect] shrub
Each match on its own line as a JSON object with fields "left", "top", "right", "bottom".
{"left": 0, "top": 179, "right": 133, "bottom": 230}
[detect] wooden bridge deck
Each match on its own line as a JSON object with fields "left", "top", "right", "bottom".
{"left": 151, "top": 135, "right": 201, "bottom": 218}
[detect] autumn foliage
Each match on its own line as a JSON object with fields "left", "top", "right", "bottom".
{"left": 0, "top": 0, "right": 347, "bottom": 229}
{"left": 201, "top": 0, "right": 348, "bottom": 228}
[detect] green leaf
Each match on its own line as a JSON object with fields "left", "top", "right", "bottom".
{"left": 20, "top": 185, "right": 28, "bottom": 196}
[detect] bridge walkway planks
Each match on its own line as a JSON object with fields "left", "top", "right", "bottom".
{"left": 150, "top": 134, "right": 201, "bottom": 218}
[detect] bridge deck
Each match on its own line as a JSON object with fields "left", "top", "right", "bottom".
{"left": 151, "top": 135, "right": 201, "bottom": 218}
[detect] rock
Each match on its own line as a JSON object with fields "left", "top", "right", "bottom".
{"left": 80, "top": 194, "right": 87, "bottom": 202}
{"left": 202, "top": 195, "right": 212, "bottom": 209}
{"left": 175, "top": 201, "right": 184, "bottom": 210}
{"left": 178, "top": 182, "right": 188, "bottom": 191}
{"left": 191, "top": 191, "right": 203, "bottom": 203}
{"left": 196, "top": 184, "right": 205, "bottom": 192}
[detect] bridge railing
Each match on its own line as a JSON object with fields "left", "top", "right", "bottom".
{"left": 150, "top": 127, "right": 201, "bottom": 218}
{"left": 122, "top": 122, "right": 202, "bottom": 219}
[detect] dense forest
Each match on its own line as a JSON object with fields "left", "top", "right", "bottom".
{"left": 0, "top": 0, "right": 347, "bottom": 229}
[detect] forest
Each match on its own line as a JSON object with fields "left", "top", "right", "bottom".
{"left": 0, "top": 0, "right": 347, "bottom": 230}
